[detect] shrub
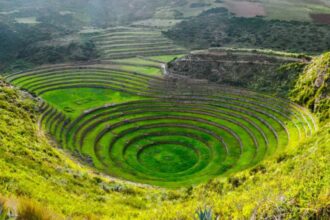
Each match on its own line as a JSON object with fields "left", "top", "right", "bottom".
{"left": 0, "top": 197, "right": 10, "bottom": 220}
{"left": 17, "top": 198, "right": 59, "bottom": 220}
{"left": 196, "top": 207, "right": 213, "bottom": 220}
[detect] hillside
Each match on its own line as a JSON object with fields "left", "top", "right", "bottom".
{"left": 291, "top": 52, "right": 330, "bottom": 121}
{"left": 167, "top": 48, "right": 309, "bottom": 96}
{"left": 0, "top": 80, "right": 164, "bottom": 219}
{"left": 164, "top": 8, "right": 330, "bottom": 53}
{"left": 0, "top": 52, "right": 329, "bottom": 219}
{"left": 1, "top": 0, "right": 330, "bottom": 71}
{"left": 2, "top": 0, "right": 329, "bottom": 25}
{"left": 0, "top": 1, "right": 329, "bottom": 219}
{"left": 0, "top": 22, "right": 97, "bottom": 71}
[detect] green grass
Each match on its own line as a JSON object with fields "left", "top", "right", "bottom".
{"left": 119, "top": 65, "right": 162, "bottom": 76}
{"left": 105, "top": 46, "right": 178, "bottom": 53}
{"left": 290, "top": 52, "right": 330, "bottom": 121}
{"left": 148, "top": 54, "right": 185, "bottom": 62}
{"left": 41, "top": 88, "right": 144, "bottom": 118}
{"left": 3, "top": 62, "right": 315, "bottom": 188}
{"left": 126, "top": 0, "right": 330, "bottom": 24}
{"left": 260, "top": 0, "right": 330, "bottom": 21}
{"left": 5, "top": 61, "right": 317, "bottom": 187}
{"left": 0, "top": 78, "right": 328, "bottom": 219}
{"left": 165, "top": 9, "right": 330, "bottom": 53}
{"left": 111, "top": 57, "right": 160, "bottom": 65}
{"left": 138, "top": 143, "right": 199, "bottom": 173}
{"left": 91, "top": 27, "right": 188, "bottom": 60}
{"left": 58, "top": 92, "right": 314, "bottom": 187}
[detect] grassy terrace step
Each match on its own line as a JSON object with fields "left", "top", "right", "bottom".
{"left": 144, "top": 96, "right": 305, "bottom": 144}
{"left": 102, "top": 45, "right": 181, "bottom": 53}
{"left": 71, "top": 104, "right": 267, "bottom": 156}
{"left": 14, "top": 71, "right": 152, "bottom": 89}
{"left": 91, "top": 26, "right": 188, "bottom": 61}
{"left": 95, "top": 27, "right": 160, "bottom": 34}
{"left": 5, "top": 60, "right": 316, "bottom": 187}
{"left": 8, "top": 66, "right": 313, "bottom": 138}
{"left": 104, "top": 60, "right": 161, "bottom": 68}
{"left": 103, "top": 49, "right": 188, "bottom": 59}
{"left": 67, "top": 99, "right": 282, "bottom": 148}
{"left": 93, "top": 35, "right": 166, "bottom": 42}
{"left": 38, "top": 101, "right": 71, "bottom": 141}
{"left": 60, "top": 97, "right": 312, "bottom": 186}
{"left": 94, "top": 39, "right": 172, "bottom": 46}
{"left": 102, "top": 46, "right": 184, "bottom": 54}
{"left": 92, "top": 32, "right": 162, "bottom": 40}
{"left": 10, "top": 78, "right": 152, "bottom": 96}
{"left": 151, "top": 86, "right": 317, "bottom": 137}
{"left": 101, "top": 42, "right": 174, "bottom": 50}
{"left": 94, "top": 37, "right": 171, "bottom": 45}
{"left": 6, "top": 66, "right": 163, "bottom": 82}
{"left": 142, "top": 54, "right": 185, "bottom": 63}
{"left": 7, "top": 65, "right": 314, "bottom": 136}
{"left": 13, "top": 65, "right": 307, "bottom": 139}
{"left": 6, "top": 66, "right": 164, "bottom": 97}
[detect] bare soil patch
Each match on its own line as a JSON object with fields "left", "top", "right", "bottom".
{"left": 310, "top": 13, "right": 330, "bottom": 25}
{"left": 225, "top": 1, "right": 266, "bottom": 18}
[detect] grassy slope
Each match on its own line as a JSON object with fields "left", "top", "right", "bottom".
{"left": 0, "top": 52, "right": 329, "bottom": 219}
{"left": 0, "top": 80, "right": 163, "bottom": 219}
{"left": 150, "top": 120, "right": 330, "bottom": 219}
{"left": 165, "top": 9, "right": 330, "bottom": 53}
{"left": 148, "top": 54, "right": 185, "bottom": 62}
{"left": 118, "top": 65, "right": 162, "bottom": 75}
{"left": 41, "top": 88, "right": 143, "bottom": 118}
{"left": 22, "top": 58, "right": 164, "bottom": 119}
{"left": 259, "top": 0, "right": 330, "bottom": 21}
{"left": 291, "top": 52, "right": 330, "bottom": 121}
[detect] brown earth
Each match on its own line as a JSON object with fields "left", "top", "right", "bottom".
{"left": 310, "top": 13, "right": 330, "bottom": 25}
{"left": 225, "top": 1, "right": 266, "bottom": 18}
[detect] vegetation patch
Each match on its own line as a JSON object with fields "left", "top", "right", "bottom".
{"left": 0, "top": 22, "right": 97, "bottom": 71}
{"left": 0, "top": 1, "right": 329, "bottom": 219}
{"left": 0, "top": 75, "right": 328, "bottom": 218}
{"left": 88, "top": 26, "right": 187, "bottom": 59}
{"left": 290, "top": 52, "right": 330, "bottom": 121}
{"left": 5, "top": 63, "right": 317, "bottom": 187}
{"left": 164, "top": 8, "right": 330, "bottom": 53}
{"left": 168, "top": 48, "right": 308, "bottom": 96}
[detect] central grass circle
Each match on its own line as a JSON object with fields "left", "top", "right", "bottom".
{"left": 137, "top": 144, "right": 199, "bottom": 173}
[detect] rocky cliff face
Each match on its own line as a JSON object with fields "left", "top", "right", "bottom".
{"left": 168, "top": 49, "right": 307, "bottom": 96}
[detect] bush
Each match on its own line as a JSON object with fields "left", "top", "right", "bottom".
{"left": 17, "top": 198, "right": 58, "bottom": 220}
{"left": 196, "top": 207, "right": 213, "bottom": 220}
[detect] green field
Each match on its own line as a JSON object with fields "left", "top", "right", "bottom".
{"left": 41, "top": 88, "right": 143, "bottom": 118}
{"left": 164, "top": 7, "right": 330, "bottom": 53}
{"left": 1, "top": 16, "right": 319, "bottom": 186}
{"left": 5, "top": 56, "right": 317, "bottom": 187}
{"left": 147, "top": 54, "right": 185, "bottom": 62}
{"left": 0, "top": 0, "right": 329, "bottom": 216}
{"left": 133, "top": 0, "right": 330, "bottom": 25}
{"left": 87, "top": 26, "right": 188, "bottom": 59}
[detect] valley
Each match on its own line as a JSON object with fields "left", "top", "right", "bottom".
{"left": 0, "top": 1, "right": 329, "bottom": 219}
